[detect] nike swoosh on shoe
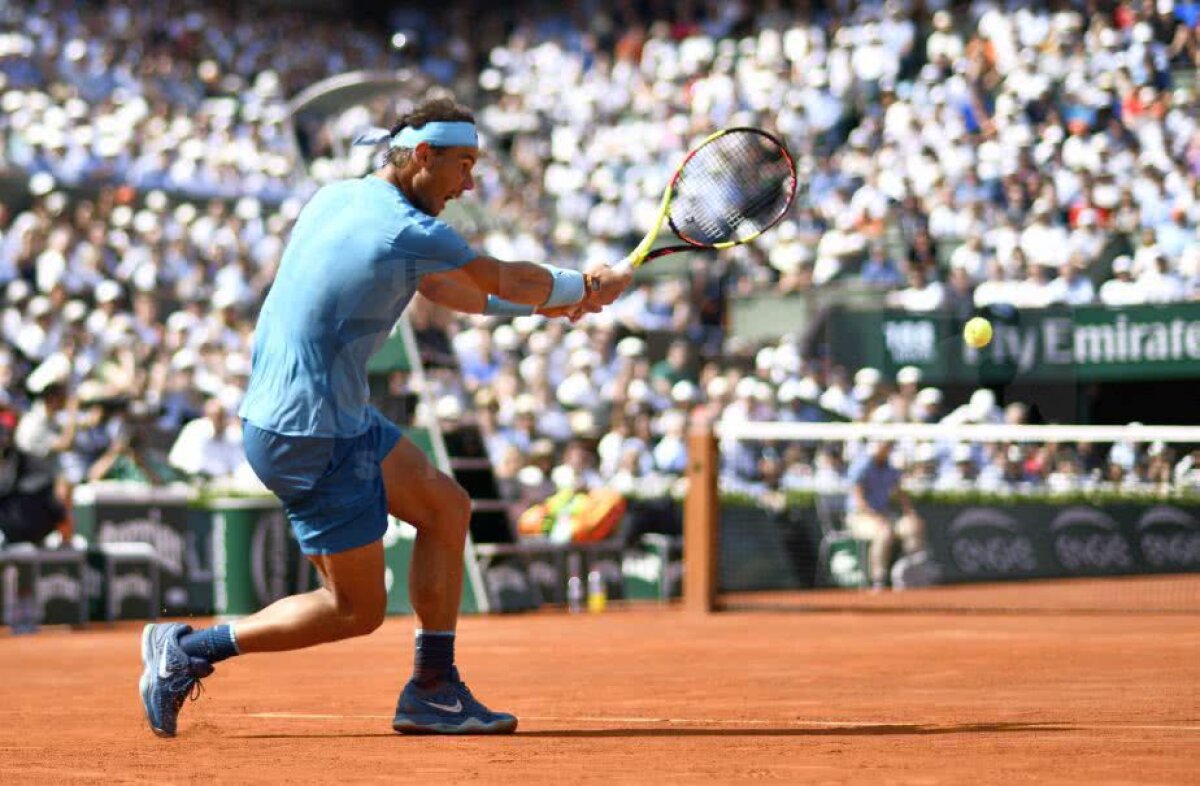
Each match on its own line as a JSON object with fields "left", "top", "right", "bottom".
{"left": 423, "top": 698, "right": 463, "bottom": 713}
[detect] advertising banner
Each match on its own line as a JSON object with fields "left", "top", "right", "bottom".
{"left": 828, "top": 303, "right": 1200, "bottom": 384}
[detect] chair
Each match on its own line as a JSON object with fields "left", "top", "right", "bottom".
{"left": 814, "top": 491, "right": 870, "bottom": 588}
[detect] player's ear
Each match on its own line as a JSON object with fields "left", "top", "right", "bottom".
{"left": 412, "top": 141, "right": 433, "bottom": 167}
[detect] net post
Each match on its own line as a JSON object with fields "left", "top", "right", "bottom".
{"left": 684, "top": 415, "right": 719, "bottom": 614}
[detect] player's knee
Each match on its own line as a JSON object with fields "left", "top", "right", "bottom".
{"left": 341, "top": 600, "right": 386, "bottom": 638}
{"left": 438, "top": 480, "right": 471, "bottom": 539}
{"left": 355, "top": 605, "right": 387, "bottom": 636}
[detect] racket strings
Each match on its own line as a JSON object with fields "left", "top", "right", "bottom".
{"left": 670, "top": 131, "right": 795, "bottom": 246}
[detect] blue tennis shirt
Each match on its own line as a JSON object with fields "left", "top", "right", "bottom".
{"left": 240, "top": 176, "right": 474, "bottom": 437}
{"left": 846, "top": 455, "right": 901, "bottom": 515}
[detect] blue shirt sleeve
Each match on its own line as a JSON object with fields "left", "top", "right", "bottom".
{"left": 393, "top": 217, "right": 475, "bottom": 270}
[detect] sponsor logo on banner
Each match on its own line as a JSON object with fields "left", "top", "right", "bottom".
{"left": 1136, "top": 506, "right": 1200, "bottom": 568}
{"left": 947, "top": 508, "right": 1037, "bottom": 575}
{"left": 111, "top": 573, "right": 154, "bottom": 611}
{"left": 883, "top": 320, "right": 937, "bottom": 363}
{"left": 37, "top": 570, "right": 82, "bottom": 603}
{"left": 98, "top": 508, "right": 184, "bottom": 575}
{"left": 1049, "top": 507, "right": 1133, "bottom": 572}
{"left": 251, "top": 510, "right": 289, "bottom": 605}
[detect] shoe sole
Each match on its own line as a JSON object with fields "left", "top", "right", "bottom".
{"left": 139, "top": 624, "right": 174, "bottom": 738}
{"left": 392, "top": 716, "right": 518, "bottom": 735}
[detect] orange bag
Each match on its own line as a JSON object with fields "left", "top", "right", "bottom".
{"left": 571, "top": 488, "right": 627, "bottom": 543}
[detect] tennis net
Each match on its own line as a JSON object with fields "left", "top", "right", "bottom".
{"left": 687, "top": 420, "right": 1200, "bottom": 614}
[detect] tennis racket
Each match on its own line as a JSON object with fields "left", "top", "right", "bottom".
{"left": 614, "top": 127, "right": 798, "bottom": 274}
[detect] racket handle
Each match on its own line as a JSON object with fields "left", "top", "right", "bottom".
{"left": 612, "top": 256, "right": 636, "bottom": 276}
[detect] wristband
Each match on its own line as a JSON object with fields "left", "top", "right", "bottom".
{"left": 483, "top": 295, "right": 536, "bottom": 317}
{"left": 540, "top": 265, "right": 587, "bottom": 308}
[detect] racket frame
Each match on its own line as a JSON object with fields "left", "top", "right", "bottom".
{"left": 619, "top": 127, "right": 797, "bottom": 272}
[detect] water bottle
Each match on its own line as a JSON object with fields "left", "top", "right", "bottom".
{"left": 566, "top": 575, "right": 584, "bottom": 614}
{"left": 11, "top": 591, "right": 39, "bottom": 635}
{"left": 586, "top": 569, "right": 607, "bottom": 613}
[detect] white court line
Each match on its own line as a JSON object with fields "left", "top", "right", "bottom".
{"left": 235, "top": 712, "right": 1200, "bottom": 732}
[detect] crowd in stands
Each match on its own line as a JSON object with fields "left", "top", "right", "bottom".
{"left": 2, "top": 0, "right": 1200, "bottom": 545}
{"left": 435, "top": 314, "right": 1200, "bottom": 508}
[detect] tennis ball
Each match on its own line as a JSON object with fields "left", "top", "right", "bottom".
{"left": 963, "top": 316, "right": 993, "bottom": 348}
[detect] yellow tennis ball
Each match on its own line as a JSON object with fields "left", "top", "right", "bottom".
{"left": 963, "top": 317, "right": 993, "bottom": 348}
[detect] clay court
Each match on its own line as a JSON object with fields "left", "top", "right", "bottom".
{"left": 1, "top": 576, "right": 1197, "bottom": 784}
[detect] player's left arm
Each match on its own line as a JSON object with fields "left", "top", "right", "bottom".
{"left": 417, "top": 267, "right": 488, "bottom": 314}
{"left": 417, "top": 267, "right": 583, "bottom": 319}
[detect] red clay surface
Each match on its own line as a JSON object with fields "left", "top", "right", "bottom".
{"left": 1, "top": 577, "right": 1198, "bottom": 784}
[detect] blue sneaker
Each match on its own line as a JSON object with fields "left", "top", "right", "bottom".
{"left": 139, "top": 623, "right": 214, "bottom": 737}
{"left": 393, "top": 667, "right": 517, "bottom": 735}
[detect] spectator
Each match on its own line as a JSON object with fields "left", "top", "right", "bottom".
{"left": 887, "top": 266, "right": 944, "bottom": 312}
{"left": 167, "top": 398, "right": 245, "bottom": 481}
{"left": 0, "top": 406, "right": 67, "bottom": 546}
{"left": 1137, "top": 254, "right": 1188, "bottom": 302}
{"left": 859, "top": 243, "right": 905, "bottom": 288}
{"left": 1099, "top": 256, "right": 1143, "bottom": 305}
{"left": 1045, "top": 255, "right": 1096, "bottom": 305}
{"left": 845, "top": 440, "right": 926, "bottom": 591}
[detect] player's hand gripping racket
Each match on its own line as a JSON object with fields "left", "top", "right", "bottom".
{"left": 613, "top": 127, "right": 798, "bottom": 275}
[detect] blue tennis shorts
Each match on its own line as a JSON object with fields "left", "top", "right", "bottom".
{"left": 242, "top": 407, "right": 403, "bottom": 555}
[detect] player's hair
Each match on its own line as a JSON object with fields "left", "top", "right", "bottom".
{"left": 385, "top": 95, "right": 476, "bottom": 168}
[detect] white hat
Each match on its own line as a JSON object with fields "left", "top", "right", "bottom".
{"left": 166, "top": 310, "right": 199, "bottom": 333}
{"left": 527, "top": 330, "right": 551, "bottom": 354}
{"left": 551, "top": 465, "right": 578, "bottom": 490}
{"left": 777, "top": 379, "right": 803, "bottom": 403}
{"left": 915, "top": 387, "right": 943, "bottom": 406}
{"left": 755, "top": 347, "right": 776, "bottom": 371}
{"left": 1112, "top": 255, "right": 1132, "bottom": 274}
{"left": 514, "top": 393, "right": 537, "bottom": 415}
{"left": 511, "top": 315, "right": 543, "bottom": 335}
{"left": 27, "top": 295, "right": 52, "bottom": 318}
{"left": 627, "top": 378, "right": 651, "bottom": 402}
{"left": 434, "top": 394, "right": 463, "bottom": 421}
{"left": 569, "top": 409, "right": 597, "bottom": 436}
{"left": 63, "top": 300, "right": 88, "bottom": 323}
{"left": 564, "top": 329, "right": 590, "bottom": 351}
{"left": 557, "top": 374, "right": 590, "bottom": 408}
{"left": 706, "top": 376, "right": 730, "bottom": 398}
{"left": 671, "top": 380, "right": 699, "bottom": 403}
{"left": 660, "top": 409, "right": 687, "bottom": 432}
{"left": 734, "top": 377, "right": 759, "bottom": 399}
{"left": 569, "top": 348, "right": 598, "bottom": 370}
{"left": 968, "top": 388, "right": 997, "bottom": 421}
{"left": 170, "top": 348, "right": 198, "bottom": 371}
{"left": 952, "top": 443, "right": 974, "bottom": 463}
{"left": 517, "top": 466, "right": 546, "bottom": 487}
{"left": 914, "top": 442, "right": 938, "bottom": 463}
{"left": 492, "top": 324, "right": 519, "bottom": 352}
{"left": 616, "top": 336, "right": 645, "bottom": 358}
{"left": 95, "top": 279, "right": 122, "bottom": 304}
{"left": 5, "top": 279, "right": 30, "bottom": 304}
{"left": 896, "top": 366, "right": 921, "bottom": 386}
{"left": 854, "top": 367, "right": 881, "bottom": 388}
{"left": 212, "top": 289, "right": 237, "bottom": 309}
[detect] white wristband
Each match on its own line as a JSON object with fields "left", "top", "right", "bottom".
{"left": 541, "top": 266, "right": 586, "bottom": 308}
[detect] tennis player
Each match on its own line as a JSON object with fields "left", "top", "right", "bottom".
{"left": 139, "top": 96, "right": 632, "bottom": 737}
